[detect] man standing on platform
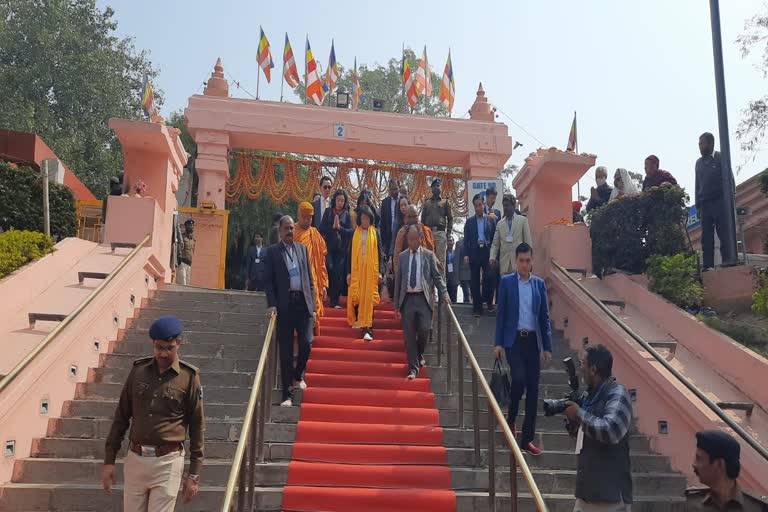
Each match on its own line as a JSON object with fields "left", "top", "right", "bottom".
{"left": 177, "top": 219, "right": 195, "bottom": 286}
{"left": 264, "top": 216, "right": 316, "bottom": 407}
{"left": 493, "top": 242, "right": 552, "bottom": 455}
{"left": 380, "top": 178, "right": 400, "bottom": 259}
{"left": 491, "top": 194, "right": 533, "bottom": 277}
{"left": 463, "top": 194, "right": 496, "bottom": 316}
{"left": 394, "top": 224, "right": 450, "bottom": 379}
{"left": 295, "top": 202, "right": 329, "bottom": 335}
{"left": 393, "top": 204, "right": 436, "bottom": 276}
{"left": 421, "top": 177, "right": 453, "bottom": 275}
{"left": 103, "top": 316, "right": 204, "bottom": 511}
{"left": 445, "top": 236, "right": 459, "bottom": 303}
{"left": 312, "top": 176, "right": 333, "bottom": 227}
{"left": 245, "top": 233, "right": 266, "bottom": 291}
{"left": 642, "top": 155, "right": 677, "bottom": 191}
{"left": 695, "top": 133, "right": 734, "bottom": 272}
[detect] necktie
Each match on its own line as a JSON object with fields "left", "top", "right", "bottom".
{"left": 409, "top": 252, "right": 418, "bottom": 289}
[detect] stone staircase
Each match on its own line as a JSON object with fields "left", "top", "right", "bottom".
{"left": 0, "top": 289, "right": 687, "bottom": 511}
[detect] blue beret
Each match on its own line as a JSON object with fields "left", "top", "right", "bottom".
{"left": 696, "top": 430, "right": 740, "bottom": 464}
{"left": 184, "top": 219, "right": 195, "bottom": 226}
{"left": 431, "top": 177, "right": 441, "bottom": 186}
{"left": 149, "top": 316, "right": 183, "bottom": 341}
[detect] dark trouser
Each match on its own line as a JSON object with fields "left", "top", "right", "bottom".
{"left": 505, "top": 332, "right": 540, "bottom": 445}
{"left": 277, "top": 292, "right": 313, "bottom": 400}
{"left": 700, "top": 198, "right": 728, "bottom": 269}
{"left": 469, "top": 247, "right": 491, "bottom": 313}
{"left": 487, "top": 266, "right": 499, "bottom": 307}
{"left": 247, "top": 279, "right": 264, "bottom": 292}
{"left": 401, "top": 294, "right": 432, "bottom": 373}
{"left": 328, "top": 251, "right": 347, "bottom": 307}
{"left": 460, "top": 280, "right": 471, "bottom": 303}
{"left": 447, "top": 279, "right": 458, "bottom": 303}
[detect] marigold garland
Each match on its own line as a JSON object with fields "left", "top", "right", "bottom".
{"left": 225, "top": 153, "right": 469, "bottom": 216}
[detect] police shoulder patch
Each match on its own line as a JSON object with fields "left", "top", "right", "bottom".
{"left": 684, "top": 487, "right": 708, "bottom": 497}
{"left": 132, "top": 356, "right": 153, "bottom": 367}
{"left": 179, "top": 359, "right": 199, "bottom": 374}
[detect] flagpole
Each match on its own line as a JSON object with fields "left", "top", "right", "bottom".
{"left": 575, "top": 111, "right": 581, "bottom": 199}
{"left": 304, "top": 34, "right": 308, "bottom": 105}
{"left": 448, "top": 48, "right": 452, "bottom": 119}
{"left": 401, "top": 43, "right": 406, "bottom": 114}
{"left": 280, "top": 33, "right": 286, "bottom": 102}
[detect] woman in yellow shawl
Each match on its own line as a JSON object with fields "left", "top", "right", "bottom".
{"left": 347, "top": 206, "right": 383, "bottom": 340}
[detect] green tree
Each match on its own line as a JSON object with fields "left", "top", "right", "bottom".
{"left": 294, "top": 49, "right": 448, "bottom": 116}
{"left": 0, "top": 0, "right": 161, "bottom": 196}
{"left": 737, "top": 9, "right": 768, "bottom": 158}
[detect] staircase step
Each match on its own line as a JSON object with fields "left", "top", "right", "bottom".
{"left": 322, "top": 316, "right": 402, "bottom": 329}
{"left": 136, "top": 307, "right": 267, "bottom": 326}
{"left": 100, "top": 353, "right": 259, "bottom": 372}
{"left": 74, "top": 382, "right": 252, "bottom": 403}
{"left": 283, "top": 485, "right": 456, "bottom": 512}
{"left": 286, "top": 461, "right": 452, "bottom": 489}
{"left": 304, "top": 372, "right": 432, "bottom": 392}
{"left": 301, "top": 387, "right": 436, "bottom": 409}
{"left": 30, "top": 438, "right": 238, "bottom": 460}
{"left": 143, "top": 297, "right": 265, "bottom": 313}
{"left": 47, "top": 418, "right": 245, "bottom": 442}
{"left": 309, "top": 346, "right": 407, "bottom": 363}
{"left": 318, "top": 326, "right": 403, "bottom": 340}
{"left": 62, "top": 399, "right": 246, "bottom": 420}
{"left": 89, "top": 367, "right": 254, "bottom": 388}
{"left": 128, "top": 318, "right": 264, "bottom": 333}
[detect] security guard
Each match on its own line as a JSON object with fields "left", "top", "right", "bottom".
{"left": 102, "top": 316, "right": 205, "bottom": 511}
{"left": 686, "top": 430, "right": 768, "bottom": 511}
{"left": 177, "top": 219, "right": 196, "bottom": 285}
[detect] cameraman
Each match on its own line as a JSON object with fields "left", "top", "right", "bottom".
{"left": 564, "top": 344, "right": 633, "bottom": 512}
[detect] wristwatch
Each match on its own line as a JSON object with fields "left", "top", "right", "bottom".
{"left": 184, "top": 473, "right": 200, "bottom": 483}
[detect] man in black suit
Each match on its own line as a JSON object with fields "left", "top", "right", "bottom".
{"left": 312, "top": 176, "right": 333, "bottom": 227}
{"left": 379, "top": 178, "right": 400, "bottom": 258}
{"left": 445, "top": 235, "right": 459, "bottom": 303}
{"left": 245, "top": 232, "right": 266, "bottom": 291}
{"left": 264, "top": 216, "right": 316, "bottom": 407}
{"left": 464, "top": 193, "right": 497, "bottom": 316}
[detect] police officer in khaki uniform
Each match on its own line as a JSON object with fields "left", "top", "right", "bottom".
{"left": 177, "top": 219, "right": 196, "bottom": 285}
{"left": 102, "top": 316, "right": 205, "bottom": 511}
{"left": 686, "top": 430, "right": 768, "bottom": 511}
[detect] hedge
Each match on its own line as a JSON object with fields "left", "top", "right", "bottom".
{"left": 0, "top": 229, "right": 55, "bottom": 279}
{"left": 589, "top": 186, "right": 688, "bottom": 277}
{"left": 0, "top": 161, "right": 77, "bottom": 239}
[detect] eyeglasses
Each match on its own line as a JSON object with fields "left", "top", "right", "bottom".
{"left": 322, "top": 185, "right": 332, "bottom": 190}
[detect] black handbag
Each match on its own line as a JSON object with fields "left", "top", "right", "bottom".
{"left": 489, "top": 358, "right": 512, "bottom": 407}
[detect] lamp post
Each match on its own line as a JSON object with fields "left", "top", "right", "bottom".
{"left": 708, "top": 0, "right": 739, "bottom": 265}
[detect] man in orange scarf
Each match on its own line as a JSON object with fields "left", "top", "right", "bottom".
{"left": 295, "top": 202, "right": 329, "bottom": 334}
{"left": 392, "top": 204, "right": 436, "bottom": 276}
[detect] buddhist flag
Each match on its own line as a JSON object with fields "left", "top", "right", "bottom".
{"left": 305, "top": 36, "right": 325, "bottom": 106}
{"left": 402, "top": 54, "right": 419, "bottom": 109}
{"left": 141, "top": 74, "right": 157, "bottom": 119}
{"left": 283, "top": 33, "right": 300, "bottom": 88}
{"left": 439, "top": 50, "right": 455, "bottom": 113}
{"left": 567, "top": 111, "right": 578, "bottom": 152}
{"left": 257, "top": 26, "right": 275, "bottom": 83}
{"left": 325, "top": 40, "right": 339, "bottom": 95}
{"left": 352, "top": 57, "right": 364, "bottom": 110}
{"left": 415, "top": 45, "right": 432, "bottom": 96}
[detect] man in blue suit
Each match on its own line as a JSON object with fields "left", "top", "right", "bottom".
{"left": 463, "top": 193, "right": 497, "bottom": 316}
{"left": 493, "top": 242, "right": 552, "bottom": 455}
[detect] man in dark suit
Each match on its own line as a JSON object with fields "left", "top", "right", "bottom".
{"left": 394, "top": 224, "right": 450, "bottom": 379}
{"left": 245, "top": 232, "right": 266, "bottom": 291}
{"left": 445, "top": 235, "right": 458, "bottom": 303}
{"left": 493, "top": 242, "right": 552, "bottom": 455}
{"left": 312, "top": 176, "right": 333, "bottom": 227}
{"left": 379, "top": 178, "right": 400, "bottom": 259}
{"left": 455, "top": 237, "right": 471, "bottom": 303}
{"left": 264, "top": 215, "right": 316, "bottom": 407}
{"left": 463, "top": 193, "right": 497, "bottom": 316}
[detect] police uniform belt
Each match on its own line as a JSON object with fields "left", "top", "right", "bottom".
{"left": 129, "top": 441, "right": 183, "bottom": 457}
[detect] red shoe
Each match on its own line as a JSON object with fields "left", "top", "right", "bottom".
{"left": 520, "top": 441, "right": 541, "bottom": 456}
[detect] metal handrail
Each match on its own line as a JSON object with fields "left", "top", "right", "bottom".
{"left": 0, "top": 234, "right": 151, "bottom": 394}
{"left": 220, "top": 313, "right": 277, "bottom": 512}
{"left": 551, "top": 260, "right": 768, "bottom": 463}
{"left": 440, "top": 302, "right": 548, "bottom": 512}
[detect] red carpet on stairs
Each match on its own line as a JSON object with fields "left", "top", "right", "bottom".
{"left": 281, "top": 300, "right": 457, "bottom": 512}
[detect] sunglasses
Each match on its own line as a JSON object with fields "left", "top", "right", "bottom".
{"left": 322, "top": 185, "right": 332, "bottom": 190}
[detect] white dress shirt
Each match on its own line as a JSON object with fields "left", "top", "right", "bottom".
{"left": 406, "top": 247, "right": 423, "bottom": 293}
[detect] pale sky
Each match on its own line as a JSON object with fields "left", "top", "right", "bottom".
{"left": 102, "top": 0, "right": 768, "bottom": 203}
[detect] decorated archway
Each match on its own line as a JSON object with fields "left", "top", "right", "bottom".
{"left": 184, "top": 58, "right": 513, "bottom": 287}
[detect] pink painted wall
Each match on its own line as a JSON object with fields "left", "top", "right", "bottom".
{"left": 536, "top": 224, "right": 592, "bottom": 277}
{"left": 0, "top": 248, "right": 161, "bottom": 483}
{"left": 701, "top": 264, "right": 757, "bottom": 312}
{"left": 604, "top": 272, "right": 768, "bottom": 409}
{"left": 548, "top": 268, "right": 768, "bottom": 493}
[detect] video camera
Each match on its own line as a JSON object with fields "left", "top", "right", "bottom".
{"left": 542, "top": 357, "right": 588, "bottom": 416}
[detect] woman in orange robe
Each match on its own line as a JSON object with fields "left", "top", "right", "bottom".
{"left": 295, "top": 202, "right": 329, "bottom": 334}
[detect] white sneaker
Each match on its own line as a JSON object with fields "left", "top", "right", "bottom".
{"left": 280, "top": 398, "right": 293, "bottom": 407}
{"left": 407, "top": 371, "right": 417, "bottom": 380}
{"left": 295, "top": 380, "right": 307, "bottom": 390}
{"left": 334, "top": 305, "right": 342, "bottom": 309}
{"left": 363, "top": 332, "right": 373, "bottom": 341}
{"left": 420, "top": 357, "right": 427, "bottom": 367}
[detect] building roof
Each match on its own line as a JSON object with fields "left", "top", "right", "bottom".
{"left": 0, "top": 129, "right": 97, "bottom": 201}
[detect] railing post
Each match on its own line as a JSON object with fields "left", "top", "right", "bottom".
{"left": 471, "top": 368, "right": 480, "bottom": 465}
{"left": 447, "top": 327, "right": 453, "bottom": 394}
{"left": 257, "top": 370, "right": 268, "bottom": 463}
{"left": 458, "top": 339, "right": 465, "bottom": 429}
{"left": 237, "top": 445, "right": 247, "bottom": 511}
{"left": 488, "top": 407, "right": 496, "bottom": 512}
{"left": 247, "top": 405, "right": 257, "bottom": 511}
{"left": 437, "top": 301, "right": 443, "bottom": 365}
{"left": 510, "top": 449, "right": 518, "bottom": 512}
{"left": 444, "top": 307, "right": 452, "bottom": 368}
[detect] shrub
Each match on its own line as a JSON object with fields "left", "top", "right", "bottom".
{"left": 0, "top": 229, "right": 55, "bottom": 279}
{"left": 646, "top": 253, "right": 703, "bottom": 308}
{"left": 589, "top": 186, "right": 688, "bottom": 277}
{"left": 699, "top": 315, "right": 768, "bottom": 358}
{"left": 751, "top": 269, "right": 768, "bottom": 316}
{"left": 0, "top": 161, "right": 77, "bottom": 239}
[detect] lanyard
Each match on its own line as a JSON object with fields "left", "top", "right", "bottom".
{"left": 284, "top": 244, "right": 295, "bottom": 264}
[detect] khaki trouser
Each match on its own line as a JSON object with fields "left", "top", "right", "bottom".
{"left": 177, "top": 262, "right": 191, "bottom": 285}
{"left": 573, "top": 499, "right": 631, "bottom": 512}
{"left": 123, "top": 449, "right": 184, "bottom": 512}
{"left": 433, "top": 230, "right": 447, "bottom": 275}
